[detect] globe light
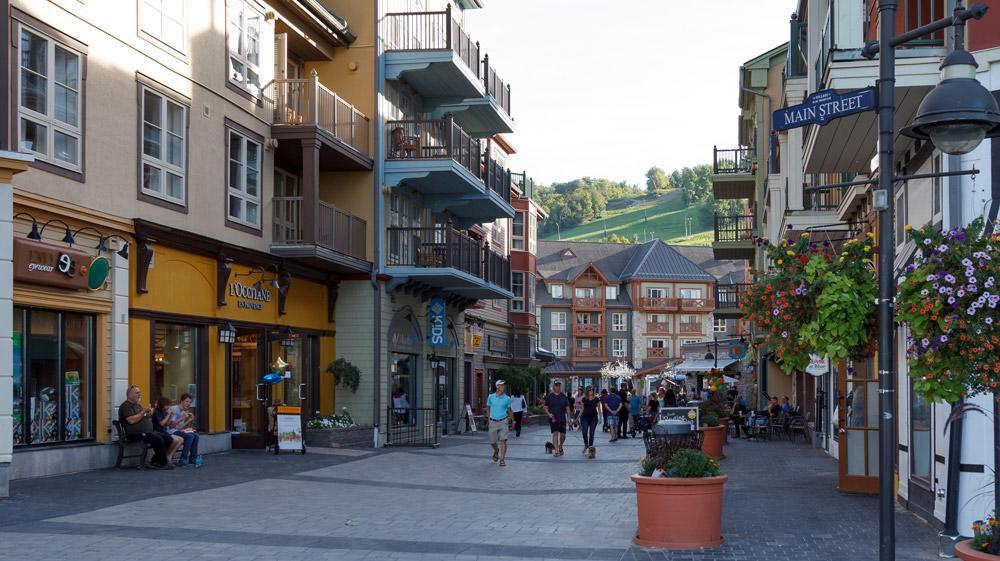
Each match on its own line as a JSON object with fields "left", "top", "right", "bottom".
{"left": 926, "top": 122, "right": 987, "bottom": 155}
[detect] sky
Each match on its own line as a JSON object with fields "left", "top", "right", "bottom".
{"left": 464, "top": 0, "right": 795, "bottom": 189}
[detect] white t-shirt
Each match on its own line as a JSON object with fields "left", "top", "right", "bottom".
{"left": 509, "top": 395, "right": 526, "bottom": 413}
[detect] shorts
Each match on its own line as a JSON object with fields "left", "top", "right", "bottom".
{"left": 606, "top": 415, "right": 619, "bottom": 428}
{"left": 488, "top": 419, "right": 509, "bottom": 444}
{"left": 549, "top": 420, "right": 567, "bottom": 434}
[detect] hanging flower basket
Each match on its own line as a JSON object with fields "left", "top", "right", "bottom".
{"left": 741, "top": 230, "right": 877, "bottom": 374}
{"left": 897, "top": 219, "right": 1000, "bottom": 403}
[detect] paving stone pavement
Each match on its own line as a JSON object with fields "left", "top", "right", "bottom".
{"left": 0, "top": 424, "right": 942, "bottom": 560}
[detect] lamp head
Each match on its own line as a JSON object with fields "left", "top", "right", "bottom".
{"left": 96, "top": 236, "right": 109, "bottom": 252}
{"left": 117, "top": 241, "right": 129, "bottom": 260}
{"left": 27, "top": 221, "right": 41, "bottom": 241}
{"left": 61, "top": 227, "right": 75, "bottom": 246}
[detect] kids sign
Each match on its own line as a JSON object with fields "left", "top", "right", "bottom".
{"left": 773, "top": 87, "right": 876, "bottom": 131}
{"left": 428, "top": 297, "right": 447, "bottom": 347}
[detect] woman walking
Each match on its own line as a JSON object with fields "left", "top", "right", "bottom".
{"left": 579, "top": 386, "right": 600, "bottom": 458}
{"left": 510, "top": 387, "right": 527, "bottom": 437}
{"left": 571, "top": 388, "right": 584, "bottom": 430}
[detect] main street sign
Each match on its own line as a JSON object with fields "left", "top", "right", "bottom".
{"left": 773, "top": 87, "right": 877, "bottom": 131}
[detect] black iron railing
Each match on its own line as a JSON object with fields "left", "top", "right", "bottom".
{"left": 482, "top": 53, "right": 511, "bottom": 116}
{"left": 383, "top": 6, "right": 480, "bottom": 79}
{"left": 713, "top": 146, "right": 754, "bottom": 175}
{"left": 386, "top": 117, "right": 482, "bottom": 179}
{"left": 386, "top": 226, "right": 482, "bottom": 276}
{"left": 510, "top": 171, "right": 533, "bottom": 199}
{"left": 714, "top": 214, "right": 756, "bottom": 243}
{"left": 483, "top": 248, "right": 511, "bottom": 290}
{"left": 803, "top": 184, "right": 846, "bottom": 211}
{"left": 272, "top": 197, "right": 366, "bottom": 260}
{"left": 483, "top": 157, "right": 511, "bottom": 204}
{"left": 386, "top": 407, "right": 439, "bottom": 447}
{"left": 716, "top": 283, "right": 751, "bottom": 310}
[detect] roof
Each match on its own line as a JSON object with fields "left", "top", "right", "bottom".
{"left": 670, "top": 246, "right": 745, "bottom": 283}
{"left": 543, "top": 362, "right": 604, "bottom": 375}
{"left": 536, "top": 240, "right": 636, "bottom": 283}
{"left": 620, "top": 240, "right": 715, "bottom": 282}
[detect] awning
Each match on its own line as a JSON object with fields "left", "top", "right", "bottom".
{"left": 669, "top": 358, "right": 738, "bottom": 374}
{"left": 534, "top": 348, "right": 557, "bottom": 363}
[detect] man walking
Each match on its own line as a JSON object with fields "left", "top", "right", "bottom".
{"left": 616, "top": 383, "right": 631, "bottom": 439}
{"left": 486, "top": 380, "right": 513, "bottom": 466}
{"left": 542, "top": 380, "right": 571, "bottom": 456}
{"left": 628, "top": 389, "right": 643, "bottom": 438}
{"left": 603, "top": 387, "right": 622, "bottom": 442}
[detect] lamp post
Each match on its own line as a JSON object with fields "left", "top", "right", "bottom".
{"left": 862, "top": 3, "right": 999, "bottom": 560}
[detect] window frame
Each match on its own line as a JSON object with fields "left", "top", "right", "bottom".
{"left": 138, "top": 81, "right": 189, "bottom": 209}
{"left": 713, "top": 318, "right": 727, "bottom": 333}
{"left": 611, "top": 338, "right": 627, "bottom": 357}
{"left": 648, "top": 339, "right": 666, "bottom": 349}
{"left": 150, "top": 320, "right": 209, "bottom": 432}
{"left": 226, "top": 0, "right": 265, "bottom": 98}
{"left": 611, "top": 312, "right": 627, "bottom": 332}
{"left": 605, "top": 285, "right": 618, "bottom": 300}
{"left": 551, "top": 337, "right": 567, "bottom": 357}
{"left": 511, "top": 272, "right": 525, "bottom": 312}
{"left": 551, "top": 311, "right": 567, "bottom": 331}
{"left": 224, "top": 119, "right": 264, "bottom": 234}
{"left": 139, "top": 0, "right": 188, "bottom": 55}
{"left": 511, "top": 212, "right": 525, "bottom": 250}
{"left": 15, "top": 22, "right": 85, "bottom": 175}
{"left": 550, "top": 284, "right": 564, "bottom": 299}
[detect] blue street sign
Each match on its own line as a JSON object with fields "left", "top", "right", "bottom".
{"left": 773, "top": 87, "right": 877, "bottom": 131}
{"left": 428, "top": 297, "right": 446, "bottom": 347}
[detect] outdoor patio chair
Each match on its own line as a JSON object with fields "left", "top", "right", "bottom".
{"left": 788, "top": 415, "right": 807, "bottom": 442}
{"left": 768, "top": 414, "right": 786, "bottom": 440}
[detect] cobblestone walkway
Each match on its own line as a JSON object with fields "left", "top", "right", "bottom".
{"left": 0, "top": 424, "right": 941, "bottom": 560}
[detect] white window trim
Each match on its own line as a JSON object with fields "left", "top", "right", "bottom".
{"left": 551, "top": 311, "right": 566, "bottom": 331}
{"left": 140, "top": 0, "right": 188, "bottom": 54}
{"left": 227, "top": 0, "right": 264, "bottom": 96}
{"left": 612, "top": 338, "right": 627, "bottom": 357}
{"left": 552, "top": 338, "right": 567, "bottom": 357}
{"left": 648, "top": 339, "right": 666, "bottom": 348}
{"left": 511, "top": 272, "right": 525, "bottom": 312}
{"left": 512, "top": 212, "right": 525, "bottom": 250}
{"left": 647, "top": 287, "right": 668, "bottom": 298}
{"left": 713, "top": 318, "right": 727, "bottom": 333}
{"left": 550, "top": 284, "right": 564, "bottom": 299}
{"left": 17, "top": 24, "right": 83, "bottom": 171}
{"left": 140, "top": 86, "right": 187, "bottom": 205}
{"left": 606, "top": 285, "right": 618, "bottom": 300}
{"left": 227, "top": 128, "right": 262, "bottom": 228}
{"left": 611, "top": 312, "right": 627, "bottom": 332}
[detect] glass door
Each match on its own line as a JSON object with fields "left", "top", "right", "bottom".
{"left": 230, "top": 329, "right": 267, "bottom": 448}
{"left": 837, "top": 358, "right": 879, "bottom": 494}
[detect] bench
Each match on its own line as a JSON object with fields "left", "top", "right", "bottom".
{"left": 112, "top": 420, "right": 182, "bottom": 469}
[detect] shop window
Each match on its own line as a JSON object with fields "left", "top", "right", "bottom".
{"left": 17, "top": 25, "right": 83, "bottom": 170}
{"left": 141, "top": 0, "right": 186, "bottom": 53}
{"left": 227, "top": 0, "right": 263, "bottom": 96}
{"left": 141, "top": 86, "right": 187, "bottom": 205}
{"left": 227, "top": 128, "right": 261, "bottom": 228}
{"left": 152, "top": 323, "right": 201, "bottom": 427}
{"left": 910, "top": 382, "right": 932, "bottom": 483}
{"left": 12, "top": 307, "right": 94, "bottom": 446}
{"left": 390, "top": 353, "right": 417, "bottom": 422}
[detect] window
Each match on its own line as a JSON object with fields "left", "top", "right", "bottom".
{"left": 646, "top": 287, "right": 668, "bottom": 298}
{"left": 611, "top": 312, "right": 627, "bottom": 332}
{"left": 605, "top": 285, "right": 618, "bottom": 300}
{"left": 551, "top": 338, "right": 567, "bottom": 357}
{"left": 528, "top": 212, "right": 537, "bottom": 254}
{"left": 141, "top": 87, "right": 187, "bottom": 205}
{"left": 932, "top": 154, "right": 942, "bottom": 219}
{"left": 679, "top": 288, "right": 703, "bottom": 299}
{"left": 612, "top": 338, "right": 627, "bottom": 357}
{"left": 551, "top": 311, "right": 567, "bottom": 331}
{"left": 228, "top": 0, "right": 263, "bottom": 95}
{"left": 648, "top": 339, "right": 666, "bottom": 348}
{"left": 12, "top": 308, "right": 95, "bottom": 446}
{"left": 910, "top": 374, "right": 932, "bottom": 483}
{"left": 714, "top": 318, "right": 727, "bottom": 333}
{"left": 526, "top": 273, "right": 535, "bottom": 311}
{"left": 141, "top": 0, "right": 186, "bottom": 52}
{"left": 153, "top": 323, "right": 203, "bottom": 427}
{"left": 895, "top": 189, "right": 908, "bottom": 247}
{"left": 550, "top": 284, "right": 564, "bottom": 299}
{"left": 511, "top": 272, "right": 525, "bottom": 311}
{"left": 575, "top": 287, "right": 596, "bottom": 298}
{"left": 17, "top": 26, "right": 82, "bottom": 170}
{"left": 512, "top": 212, "right": 525, "bottom": 250}
{"left": 491, "top": 221, "right": 505, "bottom": 253}
{"left": 227, "top": 128, "right": 261, "bottom": 228}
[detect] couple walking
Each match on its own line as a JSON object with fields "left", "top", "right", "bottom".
{"left": 540, "top": 381, "right": 602, "bottom": 458}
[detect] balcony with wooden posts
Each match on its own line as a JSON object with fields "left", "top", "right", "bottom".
{"left": 572, "top": 297, "right": 604, "bottom": 310}
{"left": 271, "top": 196, "right": 369, "bottom": 274}
{"left": 573, "top": 347, "right": 604, "bottom": 360}
{"left": 713, "top": 213, "right": 757, "bottom": 260}
{"left": 639, "top": 296, "right": 678, "bottom": 312}
{"left": 645, "top": 322, "right": 671, "bottom": 334}
{"left": 384, "top": 116, "right": 514, "bottom": 225}
{"left": 711, "top": 146, "right": 755, "bottom": 199}
{"left": 263, "top": 72, "right": 372, "bottom": 171}
{"left": 715, "top": 283, "right": 749, "bottom": 319}
{"left": 678, "top": 321, "right": 704, "bottom": 334}
{"left": 647, "top": 347, "right": 669, "bottom": 359}
{"left": 383, "top": 5, "right": 513, "bottom": 136}
{"left": 384, "top": 224, "right": 511, "bottom": 301}
{"left": 572, "top": 323, "right": 604, "bottom": 336}
{"left": 679, "top": 297, "right": 714, "bottom": 312}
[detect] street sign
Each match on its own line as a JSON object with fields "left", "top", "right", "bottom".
{"left": 806, "top": 354, "right": 830, "bottom": 377}
{"left": 773, "top": 87, "right": 877, "bottom": 131}
{"left": 428, "top": 297, "right": 446, "bottom": 347}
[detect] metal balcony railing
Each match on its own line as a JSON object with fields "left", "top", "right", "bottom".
{"left": 483, "top": 248, "right": 511, "bottom": 290}
{"left": 386, "top": 117, "right": 482, "bottom": 180}
{"left": 510, "top": 171, "right": 533, "bottom": 199}
{"left": 714, "top": 214, "right": 756, "bottom": 243}
{"left": 482, "top": 54, "right": 511, "bottom": 116}
{"left": 262, "top": 75, "right": 370, "bottom": 156}
{"left": 713, "top": 146, "right": 754, "bottom": 175}
{"left": 383, "top": 5, "right": 480, "bottom": 79}
{"left": 483, "top": 157, "right": 512, "bottom": 204}
{"left": 803, "top": 184, "right": 847, "bottom": 211}
{"left": 385, "top": 225, "right": 510, "bottom": 290}
{"left": 864, "top": 0, "right": 946, "bottom": 47}
{"left": 272, "top": 197, "right": 367, "bottom": 260}
{"left": 715, "top": 283, "right": 750, "bottom": 310}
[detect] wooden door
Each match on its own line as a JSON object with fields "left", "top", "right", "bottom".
{"left": 837, "top": 358, "right": 879, "bottom": 494}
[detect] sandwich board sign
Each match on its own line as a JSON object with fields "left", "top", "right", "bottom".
{"left": 773, "top": 87, "right": 877, "bottom": 131}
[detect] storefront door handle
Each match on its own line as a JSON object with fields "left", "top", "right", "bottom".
{"left": 256, "top": 384, "right": 265, "bottom": 401}
{"left": 298, "top": 384, "right": 305, "bottom": 400}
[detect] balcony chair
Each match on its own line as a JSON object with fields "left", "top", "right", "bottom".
{"left": 391, "top": 126, "right": 420, "bottom": 158}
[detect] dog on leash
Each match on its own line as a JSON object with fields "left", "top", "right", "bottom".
{"left": 544, "top": 442, "right": 555, "bottom": 454}
{"left": 586, "top": 446, "right": 596, "bottom": 459}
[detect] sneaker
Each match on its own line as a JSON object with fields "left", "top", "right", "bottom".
{"left": 177, "top": 459, "right": 189, "bottom": 466}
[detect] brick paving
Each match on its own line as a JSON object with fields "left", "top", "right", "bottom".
{"left": 0, "top": 425, "right": 941, "bottom": 560}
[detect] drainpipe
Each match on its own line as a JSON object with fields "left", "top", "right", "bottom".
{"left": 372, "top": 0, "right": 386, "bottom": 448}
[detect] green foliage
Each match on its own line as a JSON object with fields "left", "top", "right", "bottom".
{"left": 665, "top": 449, "right": 721, "bottom": 478}
{"left": 669, "top": 165, "right": 714, "bottom": 205}
{"left": 700, "top": 412, "right": 720, "bottom": 427}
{"left": 326, "top": 358, "right": 361, "bottom": 394}
{"left": 527, "top": 405, "right": 546, "bottom": 415}
{"left": 307, "top": 408, "right": 356, "bottom": 429}
{"left": 970, "top": 511, "right": 999, "bottom": 554}
{"left": 495, "top": 365, "right": 546, "bottom": 398}
{"left": 535, "top": 177, "right": 642, "bottom": 236}
{"left": 698, "top": 391, "right": 729, "bottom": 420}
{"left": 639, "top": 455, "right": 659, "bottom": 477}
{"left": 645, "top": 166, "right": 671, "bottom": 192}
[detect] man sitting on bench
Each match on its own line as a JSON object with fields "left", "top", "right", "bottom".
{"left": 118, "top": 385, "right": 174, "bottom": 469}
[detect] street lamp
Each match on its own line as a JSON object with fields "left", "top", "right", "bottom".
{"left": 862, "top": 2, "right": 997, "bottom": 560}
{"left": 218, "top": 322, "right": 237, "bottom": 345}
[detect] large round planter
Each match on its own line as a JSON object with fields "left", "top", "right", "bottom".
{"left": 631, "top": 474, "right": 728, "bottom": 549}
{"left": 957, "top": 539, "right": 997, "bottom": 561}
{"left": 720, "top": 417, "right": 730, "bottom": 444}
{"left": 700, "top": 425, "right": 726, "bottom": 460}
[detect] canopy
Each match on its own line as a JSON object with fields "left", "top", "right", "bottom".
{"left": 669, "top": 358, "right": 738, "bottom": 373}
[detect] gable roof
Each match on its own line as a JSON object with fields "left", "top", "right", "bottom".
{"left": 619, "top": 239, "right": 715, "bottom": 282}
{"left": 536, "top": 241, "right": 638, "bottom": 283}
{"left": 670, "top": 246, "right": 746, "bottom": 283}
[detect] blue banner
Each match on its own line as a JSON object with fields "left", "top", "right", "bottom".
{"left": 428, "top": 297, "right": 447, "bottom": 347}
{"left": 773, "top": 87, "right": 876, "bottom": 131}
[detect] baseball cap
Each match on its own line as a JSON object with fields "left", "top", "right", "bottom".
{"left": 552, "top": 380, "right": 562, "bottom": 386}
{"left": 495, "top": 379, "right": 505, "bottom": 387}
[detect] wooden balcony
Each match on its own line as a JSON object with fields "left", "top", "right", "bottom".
{"left": 712, "top": 146, "right": 755, "bottom": 199}
{"left": 573, "top": 297, "right": 604, "bottom": 310}
{"left": 573, "top": 347, "right": 604, "bottom": 359}
{"left": 679, "top": 298, "right": 714, "bottom": 312}
{"left": 647, "top": 347, "right": 669, "bottom": 358}
{"left": 639, "top": 297, "right": 678, "bottom": 311}
{"left": 573, "top": 323, "right": 604, "bottom": 336}
{"left": 715, "top": 283, "right": 749, "bottom": 319}
{"left": 679, "top": 322, "right": 703, "bottom": 334}
{"left": 646, "top": 322, "right": 671, "bottom": 333}
{"left": 713, "top": 213, "right": 756, "bottom": 260}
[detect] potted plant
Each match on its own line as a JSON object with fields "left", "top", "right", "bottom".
{"left": 698, "top": 411, "right": 725, "bottom": 460}
{"left": 326, "top": 358, "right": 361, "bottom": 394}
{"left": 305, "top": 408, "right": 371, "bottom": 448}
{"left": 631, "top": 448, "right": 727, "bottom": 549}
{"left": 957, "top": 513, "right": 999, "bottom": 561}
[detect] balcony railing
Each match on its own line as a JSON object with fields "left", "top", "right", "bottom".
{"left": 646, "top": 322, "right": 670, "bottom": 333}
{"left": 510, "top": 171, "right": 533, "bottom": 199}
{"left": 262, "top": 75, "right": 370, "bottom": 156}
{"left": 647, "top": 347, "right": 668, "bottom": 358}
{"left": 803, "top": 184, "right": 847, "bottom": 211}
{"left": 383, "top": 6, "right": 480, "bottom": 79}
{"left": 482, "top": 54, "right": 511, "bottom": 116}
{"left": 640, "top": 297, "right": 677, "bottom": 311}
{"left": 714, "top": 214, "right": 756, "bottom": 243}
{"left": 865, "top": 0, "right": 946, "bottom": 47}
{"left": 573, "top": 297, "right": 603, "bottom": 309}
{"left": 483, "top": 157, "right": 512, "bottom": 203}
{"left": 716, "top": 283, "right": 750, "bottom": 310}
{"left": 272, "top": 197, "right": 366, "bottom": 260}
{"left": 573, "top": 323, "right": 603, "bottom": 336}
{"left": 385, "top": 225, "right": 510, "bottom": 290}
{"left": 816, "top": 5, "right": 833, "bottom": 88}
{"left": 386, "top": 117, "right": 482, "bottom": 180}
{"left": 679, "top": 322, "right": 703, "bottom": 334}
{"left": 574, "top": 347, "right": 603, "bottom": 359}
{"left": 679, "top": 298, "right": 713, "bottom": 311}
{"left": 713, "top": 146, "right": 754, "bottom": 175}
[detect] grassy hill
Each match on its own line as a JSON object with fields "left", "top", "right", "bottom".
{"left": 541, "top": 191, "right": 713, "bottom": 246}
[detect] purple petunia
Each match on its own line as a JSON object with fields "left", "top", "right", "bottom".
{"left": 945, "top": 274, "right": 957, "bottom": 284}
{"left": 939, "top": 335, "right": 949, "bottom": 343}
{"left": 773, "top": 308, "right": 780, "bottom": 316}
{"left": 781, "top": 331, "right": 788, "bottom": 338}
{"left": 987, "top": 317, "right": 994, "bottom": 325}
{"left": 923, "top": 239, "right": 932, "bottom": 246}
{"left": 958, "top": 289, "right": 966, "bottom": 298}
{"left": 963, "top": 258, "right": 973, "bottom": 267}
{"left": 920, "top": 289, "right": 929, "bottom": 296}
{"left": 921, "top": 338, "right": 930, "bottom": 348}
{"left": 948, "top": 296, "right": 957, "bottom": 305}
{"left": 939, "top": 245, "right": 950, "bottom": 253}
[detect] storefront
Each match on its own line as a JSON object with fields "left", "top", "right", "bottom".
{"left": 129, "top": 221, "right": 337, "bottom": 451}
{"left": 8, "top": 189, "right": 132, "bottom": 479}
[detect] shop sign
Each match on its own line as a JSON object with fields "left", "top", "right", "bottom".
{"left": 488, "top": 335, "right": 508, "bottom": 353}
{"left": 13, "top": 238, "right": 91, "bottom": 290}
{"left": 428, "top": 297, "right": 446, "bottom": 347}
{"left": 472, "top": 334, "right": 483, "bottom": 348}
{"left": 806, "top": 354, "right": 830, "bottom": 376}
{"left": 228, "top": 281, "right": 271, "bottom": 310}
{"left": 773, "top": 87, "right": 876, "bottom": 131}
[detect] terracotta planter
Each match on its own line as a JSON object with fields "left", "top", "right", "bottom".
{"left": 720, "top": 417, "right": 730, "bottom": 444}
{"left": 631, "top": 474, "right": 728, "bottom": 549}
{"left": 957, "top": 539, "right": 997, "bottom": 561}
{"left": 700, "top": 425, "right": 726, "bottom": 460}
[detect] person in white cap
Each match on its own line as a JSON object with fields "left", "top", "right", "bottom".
{"left": 486, "top": 379, "right": 513, "bottom": 466}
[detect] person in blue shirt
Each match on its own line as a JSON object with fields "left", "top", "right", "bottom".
{"left": 603, "top": 390, "right": 622, "bottom": 442}
{"left": 485, "top": 380, "right": 513, "bottom": 466}
{"left": 628, "top": 391, "right": 643, "bottom": 438}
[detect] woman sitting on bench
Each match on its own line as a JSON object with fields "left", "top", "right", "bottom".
{"left": 152, "top": 397, "right": 184, "bottom": 467}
